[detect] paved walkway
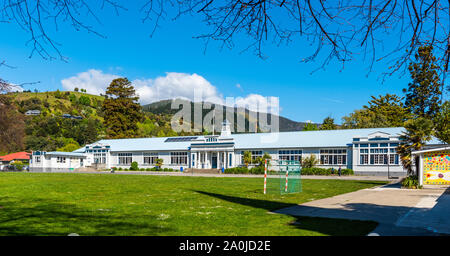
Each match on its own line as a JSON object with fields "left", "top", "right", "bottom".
{"left": 274, "top": 183, "right": 450, "bottom": 236}
{"left": 47, "top": 170, "right": 396, "bottom": 181}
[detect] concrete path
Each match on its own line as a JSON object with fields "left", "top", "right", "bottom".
{"left": 274, "top": 183, "right": 450, "bottom": 236}
{"left": 43, "top": 170, "right": 396, "bottom": 181}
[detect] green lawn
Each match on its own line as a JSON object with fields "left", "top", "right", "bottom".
{"left": 0, "top": 173, "right": 386, "bottom": 236}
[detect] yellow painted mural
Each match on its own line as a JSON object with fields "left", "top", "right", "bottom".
{"left": 423, "top": 150, "right": 450, "bottom": 185}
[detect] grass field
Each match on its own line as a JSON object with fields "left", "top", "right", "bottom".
{"left": 0, "top": 173, "right": 386, "bottom": 236}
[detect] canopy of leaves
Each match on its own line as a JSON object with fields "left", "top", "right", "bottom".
{"left": 397, "top": 117, "right": 434, "bottom": 173}
{"left": 303, "top": 122, "right": 318, "bottom": 131}
{"left": 319, "top": 117, "right": 337, "bottom": 130}
{"left": 102, "top": 78, "right": 143, "bottom": 139}
{"left": 434, "top": 101, "right": 450, "bottom": 144}
{"left": 0, "top": 98, "right": 25, "bottom": 154}
{"left": 403, "top": 45, "right": 442, "bottom": 119}
{"left": 342, "top": 94, "right": 410, "bottom": 129}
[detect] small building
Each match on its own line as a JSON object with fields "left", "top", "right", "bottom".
{"left": 412, "top": 146, "right": 450, "bottom": 186}
{"left": 0, "top": 152, "right": 31, "bottom": 165}
{"left": 25, "top": 110, "right": 41, "bottom": 116}
{"left": 30, "top": 151, "right": 86, "bottom": 172}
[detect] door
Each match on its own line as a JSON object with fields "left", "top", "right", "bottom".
{"left": 212, "top": 155, "right": 217, "bottom": 169}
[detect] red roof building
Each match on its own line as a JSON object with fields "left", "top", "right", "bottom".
{"left": 0, "top": 152, "right": 31, "bottom": 163}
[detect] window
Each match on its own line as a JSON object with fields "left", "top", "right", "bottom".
{"left": 241, "top": 151, "right": 263, "bottom": 164}
{"left": 320, "top": 149, "right": 347, "bottom": 165}
{"left": 229, "top": 154, "right": 232, "bottom": 166}
{"left": 94, "top": 153, "right": 107, "bottom": 164}
{"left": 171, "top": 152, "right": 188, "bottom": 165}
{"left": 250, "top": 151, "right": 263, "bottom": 161}
{"left": 57, "top": 157, "right": 66, "bottom": 163}
{"left": 278, "top": 150, "right": 302, "bottom": 162}
{"left": 144, "top": 152, "right": 158, "bottom": 165}
{"left": 118, "top": 153, "right": 132, "bottom": 165}
{"left": 35, "top": 156, "right": 41, "bottom": 163}
{"left": 359, "top": 145, "right": 399, "bottom": 165}
{"left": 200, "top": 153, "right": 206, "bottom": 163}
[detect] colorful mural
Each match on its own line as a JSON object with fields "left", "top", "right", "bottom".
{"left": 423, "top": 150, "right": 450, "bottom": 185}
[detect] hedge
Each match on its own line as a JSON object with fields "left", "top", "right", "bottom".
{"left": 224, "top": 166, "right": 277, "bottom": 175}
{"left": 301, "top": 167, "right": 354, "bottom": 176}
{"left": 223, "top": 166, "right": 353, "bottom": 175}
{"left": 112, "top": 167, "right": 179, "bottom": 172}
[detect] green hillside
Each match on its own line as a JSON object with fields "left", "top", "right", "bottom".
{"left": 142, "top": 99, "right": 319, "bottom": 132}
{"left": 1, "top": 91, "right": 320, "bottom": 154}
{"left": 1, "top": 91, "right": 202, "bottom": 154}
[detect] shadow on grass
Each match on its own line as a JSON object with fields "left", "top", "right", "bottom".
{"left": 0, "top": 197, "right": 174, "bottom": 236}
{"left": 193, "top": 190, "right": 378, "bottom": 236}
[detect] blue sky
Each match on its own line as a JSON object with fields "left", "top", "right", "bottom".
{"left": 0, "top": 2, "right": 429, "bottom": 124}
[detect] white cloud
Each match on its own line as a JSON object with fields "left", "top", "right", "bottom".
{"left": 61, "top": 69, "right": 119, "bottom": 95}
{"left": 7, "top": 84, "right": 24, "bottom": 93}
{"left": 235, "top": 94, "right": 279, "bottom": 114}
{"left": 60, "top": 70, "right": 279, "bottom": 114}
{"left": 134, "top": 72, "right": 223, "bottom": 104}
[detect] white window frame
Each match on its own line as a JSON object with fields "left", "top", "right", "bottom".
{"left": 118, "top": 153, "right": 133, "bottom": 165}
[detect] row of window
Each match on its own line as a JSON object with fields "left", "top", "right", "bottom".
{"left": 118, "top": 152, "right": 188, "bottom": 165}
{"left": 355, "top": 143, "right": 399, "bottom": 148}
{"left": 239, "top": 149, "right": 345, "bottom": 165}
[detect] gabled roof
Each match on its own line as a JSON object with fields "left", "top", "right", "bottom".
{"left": 73, "top": 127, "right": 445, "bottom": 153}
{"left": 0, "top": 152, "right": 31, "bottom": 161}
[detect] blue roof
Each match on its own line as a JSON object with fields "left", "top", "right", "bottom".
{"left": 230, "top": 127, "right": 407, "bottom": 149}
{"left": 73, "top": 127, "right": 445, "bottom": 152}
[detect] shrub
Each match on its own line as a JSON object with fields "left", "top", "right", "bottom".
{"left": 301, "top": 155, "right": 319, "bottom": 168}
{"left": 130, "top": 161, "right": 139, "bottom": 171}
{"left": 11, "top": 161, "right": 26, "bottom": 171}
{"left": 401, "top": 175, "right": 421, "bottom": 189}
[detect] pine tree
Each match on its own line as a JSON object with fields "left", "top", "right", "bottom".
{"left": 403, "top": 45, "right": 442, "bottom": 119}
{"left": 102, "top": 78, "right": 143, "bottom": 139}
{"left": 320, "top": 117, "right": 337, "bottom": 130}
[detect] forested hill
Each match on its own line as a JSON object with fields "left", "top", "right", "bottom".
{"left": 0, "top": 91, "right": 318, "bottom": 154}
{"left": 142, "top": 99, "right": 318, "bottom": 132}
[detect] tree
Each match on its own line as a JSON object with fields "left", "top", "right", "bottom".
{"left": 403, "top": 45, "right": 442, "bottom": 119}
{"left": 254, "top": 152, "right": 272, "bottom": 167}
{"left": 0, "top": 97, "right": 25, "bottom": 154}
{"left": 303, "top": 122, "right": 318, "bottom": 131}
{"left": 56, "top": 138, "right": 81, "bottom": 152}
{"left": 102, "top": 78, "right": 143, "bottom": 139}
{"left": 320, "top": 117, "right": 337, "bottom": 130}
{"left": 301, "top": 155, "right": 319, "bottom": 169}
{"left": 155, "top": 158, "right": 163, "bottom": 169}
{"left": 434, "top": 101, "right": 450, "bottom": 144}
{"left": 397, "top": 117, "right": 434, "bottom": 174}
{"left": 342, "top": 94, "right": 410, "bottom": 129}
{"left": 243, "top": 151, "right": 252, "bottom": 168}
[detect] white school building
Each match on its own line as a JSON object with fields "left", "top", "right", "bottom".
{"left": 30, "top": 121, "right": 444, "bottom": 176}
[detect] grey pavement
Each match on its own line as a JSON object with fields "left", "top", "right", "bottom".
{"left": 274, "top": 182, "right": 450, "bottom": 236}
